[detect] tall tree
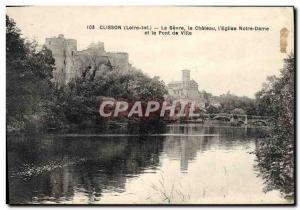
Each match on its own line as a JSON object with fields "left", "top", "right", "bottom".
{"left": 6, "top": 15, "right": 55, "bottom": 130}
{"left": 255, "top": 54, "right": 294, "bottom": 199}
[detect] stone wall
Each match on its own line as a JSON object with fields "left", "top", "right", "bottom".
{"left": 45, "top": 34, "right": 78, "bottom": 84}
{"left": 106, "top": 52, "right": 130, "bottom": 72}
{"left": 45, "top": 34, "right": 131, "bottom": 84}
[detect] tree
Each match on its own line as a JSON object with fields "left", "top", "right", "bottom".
{"left": 255, "top": 54, "right": 294, "bottom": 199}
{"left": 6, "top": 15, "right": 55, "bottom": 130}
{"left": 215, "top": 93, "right": 258, "bottom": 115}
{"left": 61, "top": 63, "right": 167, "bottom": 126}
{"left": 255, "top": 76, "right": 278, "bottom": 116}
{"left": 232, "top": 108, "right": 246, "bottom": 115}
{"left": 206, "top": 105, "right": 219, "bottom": 114}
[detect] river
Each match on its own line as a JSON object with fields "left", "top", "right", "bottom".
{"left": 7, "top": 124, "right": 289, "bottom": 204}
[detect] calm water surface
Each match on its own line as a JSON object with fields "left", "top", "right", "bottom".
{"left": 8, "top": 125, "right": 288, "bottom": 204}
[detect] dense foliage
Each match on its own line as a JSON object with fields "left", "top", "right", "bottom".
{"left": 6, "top": 15, "right": 56, "bottom": 131}
{"left": 205, "top": 92, "right": 258, "bottom": 116}
{"left": 217, "top": 93, "right": 258, "bottom": 115}
{"left": 58, "top": 67, "right": 167, "bottom": 128}
{"left": 255, "top": 54, "right": 294, "bottom": 199}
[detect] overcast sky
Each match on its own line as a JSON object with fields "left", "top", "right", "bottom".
{"left": 6, "top": 6, "right": 294, "bottom": 98}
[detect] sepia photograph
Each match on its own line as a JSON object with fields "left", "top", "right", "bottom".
{"left": 6, "top": 6, "right": 295, "bottom": 205}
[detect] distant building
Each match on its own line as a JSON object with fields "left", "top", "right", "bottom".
{"left": 45, "top": 34, "right": 131, "bottom": 85}
{"left": 167, "top": 70, "right": 203, "bottom": 103}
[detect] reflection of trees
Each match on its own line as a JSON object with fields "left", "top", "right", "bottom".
{"left": 7, "top": 134, "right": 163, "bottom": 204}
{"left": 163, "top": 125, "right": 260, "bottom": 172}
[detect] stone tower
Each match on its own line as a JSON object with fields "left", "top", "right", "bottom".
{"left": 45, "top": 34, "right": 77, "bottom": 85}
{"left": 182, "top": 69, "right": 190, "bottom": 82}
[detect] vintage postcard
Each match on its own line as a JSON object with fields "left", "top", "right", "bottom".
{"left": 6, "top": 6, "right": 295, "bottom": 205}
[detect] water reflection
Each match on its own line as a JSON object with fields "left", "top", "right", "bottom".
{"left": 7, "top": 125, "right": 287, "bottom": 204}
{"left": 163, "top": 125, "right": 261, "bottom": 172}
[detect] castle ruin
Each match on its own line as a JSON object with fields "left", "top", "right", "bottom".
{"left": 45, "top": 34, "right": 131, "bottom": 85}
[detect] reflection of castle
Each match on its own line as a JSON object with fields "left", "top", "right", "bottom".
{"left": 167, "top": 70, "right": 205, "bottom": 108}
{"left": 163, "top": 125, "right": 216, "bottom": 172}
{"left": 45, "top": 34, "right": 131, "bottom": 85}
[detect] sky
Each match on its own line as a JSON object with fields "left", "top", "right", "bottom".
{"left": 6, "top": 6, "right": 294, "bottom": 98}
